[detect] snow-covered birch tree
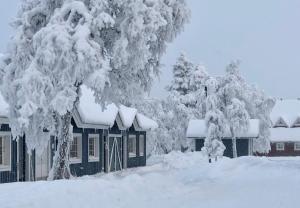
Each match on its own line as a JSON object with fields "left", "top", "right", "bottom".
{"left": 225, "top": 98, "right": 249, "bottom": 158}
{"left": 1, "top": 0, "right": 190, "bottom": 180}
{"left": 202, "top": 77, "right": 226, "bottom": 163}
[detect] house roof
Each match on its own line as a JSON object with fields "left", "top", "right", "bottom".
{"left": 186, "top": 119, "right": 260, "bottom": 139}
{"left": 270, "top": 127, "right": 300, "bottom": 142}
{"left": 271, "top": 99, "right": 300, "bottom": 127}
{"left": 0, "top": 85, "right": 158, "bottom": 131}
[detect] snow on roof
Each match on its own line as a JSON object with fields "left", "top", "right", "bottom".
{"left": 270, "top": 127, "right": 300, "bottom": 142}
{"left": 136, "top": 113, "right": 158, "bottom": 130}
{"left": 78, "top": 85, "right": 118, "bottom": 126}
{"left": 271, "top": 99, "right": 300, "bottom": 127}
{"left": 119, "top": 105, "right": 137, "bottom": 128}
{"left": 0, "top": 93, "right": 9, "bottom": 117}
{"left": 186, "top": 119, "right": 260, "bottom": 139}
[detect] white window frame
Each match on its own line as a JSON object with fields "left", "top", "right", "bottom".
{"left": 69, "top": 133, "right": 82, "bottom": 164}
{"left": 294, "top": 142, "right": 300, "bottom": 151}
{"left": 88, "top": 134, "right": 100, "bottom": 162}
{"left": 128, "top": 135, "right": 137, "bottom": 158}
{"left": 139, "top": 135, "right": 145, "bottom": 157}
{"left": 276, "top": 142, "right": 285, "bottom": 151}
{"left": 0, "top": 132, "right": 11, "bottom": 172}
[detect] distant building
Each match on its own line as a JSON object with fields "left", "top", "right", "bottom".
{"left": 186, "top": 119, "right": 260, "bottom": 158}
{"left": 266, "top": 99, "right": 300, "bottom": 157}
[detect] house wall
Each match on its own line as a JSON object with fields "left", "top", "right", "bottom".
{"left": 195, "top": 138, "right": 250, "bottom": 158}
{"left": 0, "top": 124, "right": 18, "bottom": 184}
{"left": 267, "top": 142, "right": 300, "bottom": 157}
{"left": 127, "top": 126, "right": 146, "bottom": 168}
{"left": 70, "top": 120, "right": 103, "bottom": 177}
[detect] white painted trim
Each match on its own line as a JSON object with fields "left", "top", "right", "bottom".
{"left": 294, "top": 142, "right": 300, "bottom": 151}
{"left": 0, "top": 132, "right": 11, "bottom": 172}
{"left": 88, "top": 134, "right": 100, "bottom": 162}
{"left": 276, "top": 142, "right": 285, "bottom": 151}
{"left": 69, "top": 133, "right": 82, "bottom": 164}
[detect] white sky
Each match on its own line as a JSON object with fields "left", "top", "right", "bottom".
{"left": 1, "top": 0, "right": 300, "bottom": 99}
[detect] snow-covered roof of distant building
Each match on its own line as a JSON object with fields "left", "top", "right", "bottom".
{"left": 186, "top": 119, "right": 260, "bottom": 139}
{"left": 270, "top": 127, "right": 300, "bottom": 142}
{"left": 270, "top": 99, "right": 300, "bottom": 127}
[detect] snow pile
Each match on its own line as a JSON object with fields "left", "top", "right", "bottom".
{"left": 271, "top": 99, "right": 300, "bottom": 127}
{"left": 78, "top": 86, "right": 118, "bottom": 126}
{"left": 119, "top": 105, "right": 137, "bottom": 128}
{"left": 187, "top": 119, "right": 260, "bottom": 138}
{"left": 136, "top": 113, "right": 158, "bottom": 130}
{"left": 0, "top": 152, "right": 299, "bottom": 208}
{"left": 270, "top": 127, "right": 300, "bottom": 142}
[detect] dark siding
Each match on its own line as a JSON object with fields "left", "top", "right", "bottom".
{"left": 70, "top": 120, "right": 103, "bottom": 177}
{"left": 194, "top": 138, "right": 249, "bottom": 158}
{"left": 127, "top": 126, "right": 146, "bottom": 168}
{"left": 0, "top": 124, "right": 18, "bottom": 183}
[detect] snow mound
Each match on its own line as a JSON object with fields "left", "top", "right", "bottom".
{"left": 136, "top": 113, "right": 158, "bottom": 130}
{"left": 187, "top": 119, "right": 260, "bottom": 138}
{"left": 119, "top": 105, "right": 137, "bottom": 128}
{"left": 78, "top": 85, "right": 118, "bottom": 126}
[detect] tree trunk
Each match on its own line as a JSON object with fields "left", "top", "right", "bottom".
{"left": 48, "top": 111, "right": 73, "bottom": 180}
{"left": 232, "top": 137, "right": 237, "bottom": 158}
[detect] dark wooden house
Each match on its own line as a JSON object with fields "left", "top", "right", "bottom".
{"left": 0, "top": 86, "right": 158, "bottom": 183}
{"left": 186, "top": 119, "right": 260, "bottom": 158}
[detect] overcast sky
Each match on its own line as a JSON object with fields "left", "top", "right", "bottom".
{"left": 1, "top": 0, "right": 300, "bottom": 99}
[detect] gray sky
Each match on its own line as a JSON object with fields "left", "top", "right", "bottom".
{"left": 1, "top": 0, "right": 300, "bottom": 99}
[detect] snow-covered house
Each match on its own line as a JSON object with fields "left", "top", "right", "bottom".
{"left": 186, "top": 119, "right": 260, "bottom": 158}
{"left": 0, "top": 86, "right": 158, "bottom": 183}
{"left": 266, "top": 99, "right": 300, "bottom": 156}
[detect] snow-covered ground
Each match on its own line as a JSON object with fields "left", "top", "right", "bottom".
{"left": 1, "top": 152, "right": 300, "bottom": 208}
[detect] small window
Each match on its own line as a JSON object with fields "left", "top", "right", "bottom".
{"left": 139, "top": 135, "right": 145, "bottom": 157}
{"left": 0, "top": 134, "right": 11, "bottom": 171}
{"left": 128, "top": 135, "right": 137, "bottom": 158}
{"left": 276, "top": 143, "right": 285, "bottom": 151}
{"left": 70, "top": 134, "right": 82, "bottom": 163}
{"left": 294, "top": 142, "right": 300, "bottom": 151}
{"left": 88, "top": 134, "right": 99, "bottom": 161}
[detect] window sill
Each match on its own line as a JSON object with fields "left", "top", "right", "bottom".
{"left": 0, "top": 165, "right": 11, "bottom": 172}
{"left": 129, "top": 153, "right": 137, "bottom": 158}
{"left": 69, "top": 158, "right": 82, "bottom": 164}
{"left": 88, "top": 157, "right": 99, "bottom": 162}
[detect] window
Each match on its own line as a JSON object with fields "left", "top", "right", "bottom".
{"left": 69, "top": 134, "right": 82, "bottom": 163}
{"left": 139, "top": 135, "right": 145, "bottom": 157}
{"left": 294, "top": 142, "right": 300, "bottom": 151}
{"left": 276, "top": 143, "right": 285, "bottom": 151}
{"left": 128, "top": 135, "right": 137, "bottom": 158}
{"left": 88, "top": 134, "right": 99, "bottom": 161}
{"left": 0, "top": 134, "right": 11, "bottom": 171}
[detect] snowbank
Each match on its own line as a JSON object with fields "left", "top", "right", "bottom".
{"left": 187, "top": 119, "right": 260, "bottom": 138}
{"left": 0, "top": 152, "right": 299, "bottom": 208}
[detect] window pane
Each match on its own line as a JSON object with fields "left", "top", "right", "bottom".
{"left": 89, "top": 137, "right": 95, "bottom": 157}
{"left": 128, "top": 135, "right": 136, "bottom": 158}
{"left": 139, "top": 135, "right": 144, "bottom": 156}
{"left": 70, "top": 137, "right": 78, "bottom": 158}
{"left": 0, "top": 137, "right": 2, "bottom": 165}
{"left": 295, "top": 143, "right": 300, "bottom": 150}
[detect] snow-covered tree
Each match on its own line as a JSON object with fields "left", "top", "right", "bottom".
{"left": 225, "top": 98, "right": 249, "bottom": 158}
{"left": 167, "top": 52, "right": 194, "bottom": 96}
{"left": 1, "top": 0, "right": 190, "bottom": 180}
{"left": 202, "top": 77, "right": 226, "bottom": 162}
